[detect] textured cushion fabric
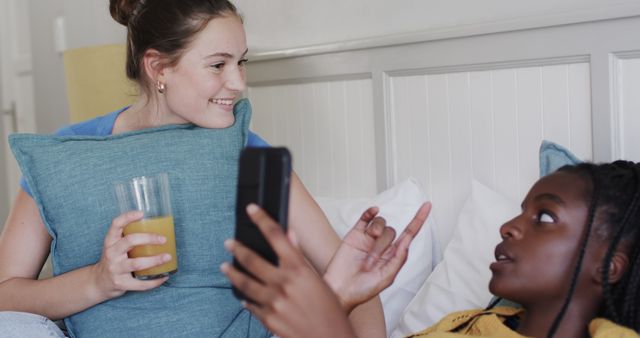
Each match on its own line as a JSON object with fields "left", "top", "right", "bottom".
{"left": 9, "top": 99, "right": 269, "bottom": 338}
{"left": 539, "top": 140, "right": 582, "bottom": 177}
{"left": 18, "top": 105, "right": 270, "bottom": 197}
{"left": 316, "top": 178, "right": 437, "bottom": 332}
{"left": 390, "top": 180, "right": 519, "bottom": 338}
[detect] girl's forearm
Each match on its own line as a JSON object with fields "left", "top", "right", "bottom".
{"left": 348, "top": 296, "right": 386, "bottom": 338}
{"left": 0, "top": 264, "right": 109, "bottom": 320}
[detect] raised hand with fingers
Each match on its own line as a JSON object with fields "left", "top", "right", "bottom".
{"left": 91, "top": 211, "right": 171, "bottom": 301}
{"left": 221, "top": 204, "right": 357, "bottom": 338}
{"left": 323, "top": 202, "right": 432, "bottom": 313}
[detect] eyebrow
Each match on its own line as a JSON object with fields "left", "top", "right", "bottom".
{"left": 205, "top": 48, "right": 248, "bottom": 59}
{"left": 533, "top": 193, "right": 566, "bottom": 206}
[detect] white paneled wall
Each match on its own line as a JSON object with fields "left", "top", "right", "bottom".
{"left": 248, "top": 78, "right": 377, "bottom": 198}
{"left": 615, "top": 54, "right": 640, "bottom": 161}
{"left": 387, "top": 62, "right": 592, "bottom": 245}
{"left": 245, "top": 17, "right": 640, "bottom": 252}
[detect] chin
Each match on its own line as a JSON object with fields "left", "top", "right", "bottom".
{"left": 488, "top": 279, "right": 522, "bottom": 305}
{"left": 199, "top": 115, "right": 235, "bottom": 129}
{"left": 488, "top": 279, "right": 499, "bottom": 295}
{"left": 488, "top": 276, "right": 508, "bottom": 298}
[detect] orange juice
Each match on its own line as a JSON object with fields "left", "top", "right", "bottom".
{"left": 123, "top": 215, "right": 177, "bottom": 279}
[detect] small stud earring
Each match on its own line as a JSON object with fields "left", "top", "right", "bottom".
{"left": 156, "top": 81, "right": 166, "bottom": 94}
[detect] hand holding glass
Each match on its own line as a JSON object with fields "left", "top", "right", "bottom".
{"left": 114, "top": 173, "right": 178, "bottom": 279}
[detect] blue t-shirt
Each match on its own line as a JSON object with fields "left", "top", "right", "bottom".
{"left": 20, "top": 107, "right": 269, "bottom": 195}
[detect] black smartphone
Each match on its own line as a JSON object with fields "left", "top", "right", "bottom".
{"left": 233, "top": 147, "right": 292, "bottom": 301}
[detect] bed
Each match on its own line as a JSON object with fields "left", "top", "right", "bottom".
{"left": 245, "top": 14, "right": 640, "bottom": 336}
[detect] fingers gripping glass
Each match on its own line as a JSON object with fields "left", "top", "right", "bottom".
{"left": 114, "top": 173, "right": 178, "bottom": 280}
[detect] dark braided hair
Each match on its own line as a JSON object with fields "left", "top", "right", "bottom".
{"left": 546, "top": 161, "right": 640, "bottom": 337}
{"left": 596, "top": 162, "right": 640, "bottom": 328}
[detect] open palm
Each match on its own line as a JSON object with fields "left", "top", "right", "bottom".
{"left": 324, "top": 203, "right": 431, "bottom": 312}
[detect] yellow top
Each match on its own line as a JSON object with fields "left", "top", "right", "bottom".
{"left": 406, "top": 306, "right": 638, "bottom": 338}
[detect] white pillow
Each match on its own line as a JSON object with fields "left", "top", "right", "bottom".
{"left": 390, "top": 179, "right": 519, "bottom": 337}
{"left": 315, "top": 177, "right": 439, "bottom": 333}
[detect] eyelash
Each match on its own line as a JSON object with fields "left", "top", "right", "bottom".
{"left": 210, "top": 59, "right": 248, "bottom": 72}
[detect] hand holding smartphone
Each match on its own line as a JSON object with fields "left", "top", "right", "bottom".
{"left": 233, "top": 147, "right": 292, "bottom": 301}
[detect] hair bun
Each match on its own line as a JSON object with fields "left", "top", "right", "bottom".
{"left": 109, "top": 0, "right": 143, "bottom": 26}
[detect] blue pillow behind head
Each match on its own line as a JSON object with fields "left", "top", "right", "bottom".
{"left": 9, "top": 98, "right": 270, "bottom": 338}
{"left": 539, "top": 140, "right": 583, "bottom": 177}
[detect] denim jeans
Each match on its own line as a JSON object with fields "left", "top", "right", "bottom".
{"left": 0, "top": 311, "right": 67, "bottom": 337}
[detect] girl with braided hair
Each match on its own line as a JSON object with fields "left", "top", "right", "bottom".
{"left": 224, "top": 161, "right": 640, "bottom": 338}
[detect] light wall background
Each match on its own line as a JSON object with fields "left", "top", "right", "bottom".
{"left": 2, "top": 0, "right": 639, "bottom": 224}
{"left": 26, "top": 0, "right": 640, "bottom": 133}
{"left": 243, "top": 14, "right": 640, "bottom": 249}
{"left": 234, "top": 0, "right": 640, "bottom": 53}
{"left": 0, "top": 53, "right": 7, "bottom": 221}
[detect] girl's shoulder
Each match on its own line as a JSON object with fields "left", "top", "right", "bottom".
{"left": 55, "top": 107, "right": 126, "bottom": 137}
{"left": 407, "top": 307, "right": 524, "bottom": 337}
{"left": 590, "top": 318, "right": 638, "bottom": 338}
{"left": 246, "top": 131, "right": 269, "bottom": 147}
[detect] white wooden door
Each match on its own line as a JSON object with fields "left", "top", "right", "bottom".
{"left": 0, "top": 0, "right": 36, "bottom": 215}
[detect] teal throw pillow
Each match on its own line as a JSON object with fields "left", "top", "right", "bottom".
{"left": 8, "top": 99, "right": 269, "bottom": 337}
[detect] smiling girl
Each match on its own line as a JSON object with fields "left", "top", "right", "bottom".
{"left": 225, "top": 161, "right": 640, "bottom": 338}
{"left": 0, "top": 1, "right": 384, "bottom": 337}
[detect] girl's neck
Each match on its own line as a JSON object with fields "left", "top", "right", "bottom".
{"left": 113, "top": 96, "right": 187, "bottom": 134}
{"left": 517, "top": 300, "right": 598, "bottom": 338}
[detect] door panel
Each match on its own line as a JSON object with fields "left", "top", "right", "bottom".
{"left": 0, "top": 0, "right": 36, "bottom": 224}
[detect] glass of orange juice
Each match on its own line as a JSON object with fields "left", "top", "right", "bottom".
{"left": 114, "top": 173, "right": 177, "bottom": 280}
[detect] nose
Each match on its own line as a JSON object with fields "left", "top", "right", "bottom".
{"left": 225, "top": 66, "right": 247, "bottom": 93}
{"left": 499, "top": 215, "right": 523, "bottom": 240}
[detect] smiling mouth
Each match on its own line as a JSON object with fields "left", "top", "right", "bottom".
{"left": 208, "top": 98, "right": 234, "bottom": 105}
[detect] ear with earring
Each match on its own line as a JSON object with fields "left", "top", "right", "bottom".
{"left": 156, "top": 80, "right": 166, "bottom": 94}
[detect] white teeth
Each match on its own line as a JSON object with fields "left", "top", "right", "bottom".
{"left": 209, "top": 98, "right": 233, "bottom": 105}
{"left": 497, "top": 255, "right": 508, "bottom": 261}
